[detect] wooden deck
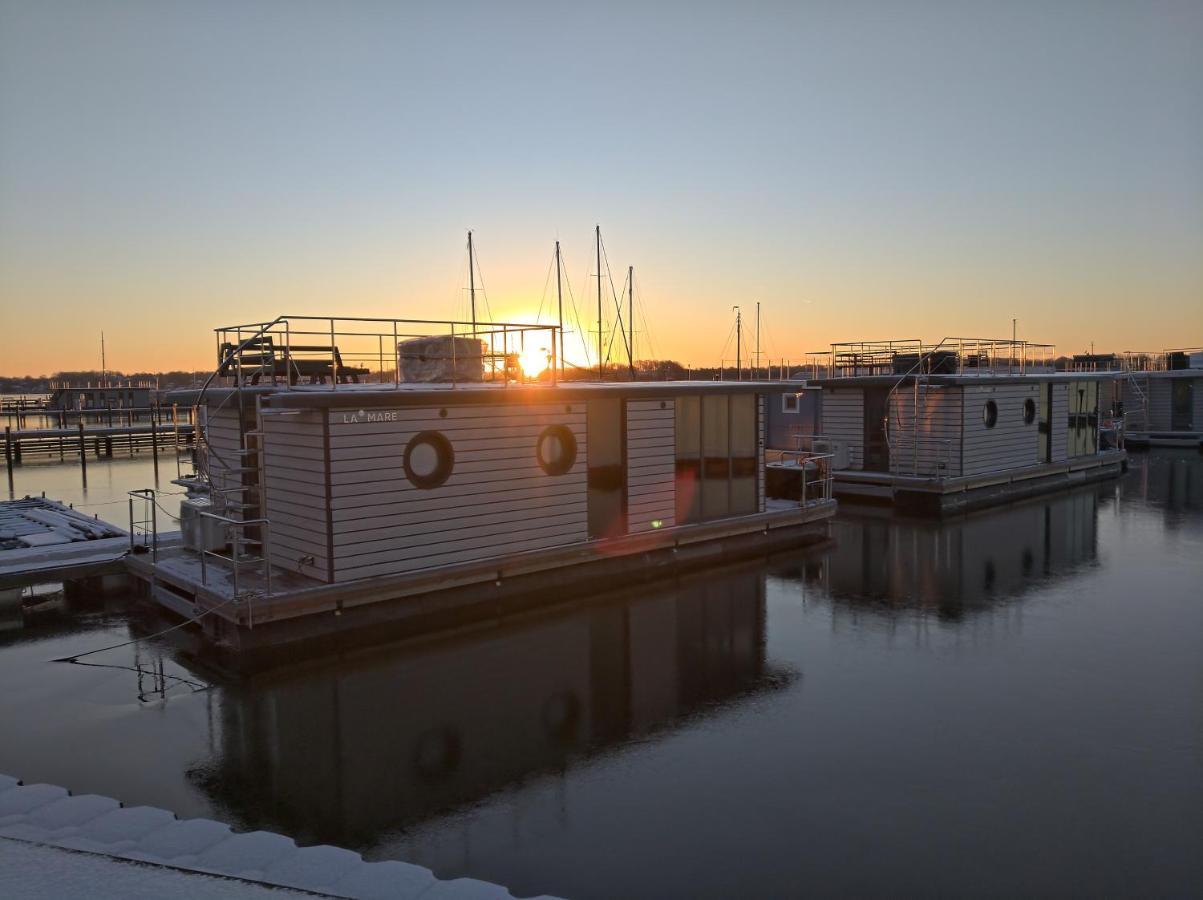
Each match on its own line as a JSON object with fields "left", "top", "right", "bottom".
{"left": 126, "top": 499, "right": 837, "bottom": 651}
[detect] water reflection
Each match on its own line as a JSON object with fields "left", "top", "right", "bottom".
{"left": 186, "top": 566, "right": 791, "bottom": 849}
{"left": 779, "top": 490, "right": 1100, "bottom": 620}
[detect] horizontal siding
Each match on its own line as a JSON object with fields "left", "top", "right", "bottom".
{"left": 961, "top": 383, "right": 1041, "bottom": 476}
{"left": 328, "top": 402, "right": 589, "bottom": 580}
{"left": 626, "top": 399, "right": 676, "bottom": 533}
{"left": 821, "top": 388, "right": 864, "bottom": 470}
{"left": 1050, "top": 383, "right": 1068, "bottom": 462}
{"left": 260, "top": 410, "right": 330, "bottom": 580}
{"left": 888, "top": 385, "right": 962, "bottom": 476}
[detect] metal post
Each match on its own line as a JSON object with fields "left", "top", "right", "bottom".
{"left": 77, "top": 421, "right": 87, "bottom": 487}
{"left": 450, "top": 322, "right": 457, "bottom": 389}
{"left": 330, "top": 319, "right": 338, "bottom": 390}
{"left": 556, "top": 240, "right": 565, "bottom": 378}
{"left": 4, "top": 426, "right": 13, "bottom": 496}
{"left": 596, "top": 225, "right": 603, "bottom": 380}
{"left": 151, "top": 409, "right": 160, "bottom": 482}
{"left": 468, "top": 230, "right": 477, "bottom": 338}
{"left": 627, "top": 265, "right": 635, "bottom": 380}
{"left": 392, "top": 320, "right": 399, "bottom": 388}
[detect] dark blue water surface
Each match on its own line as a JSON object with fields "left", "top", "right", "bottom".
{"left": 1, "top": 450, "right": 1200, "bottom": 898}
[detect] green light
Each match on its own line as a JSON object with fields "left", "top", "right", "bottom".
{"left": 650, "top": 519, "right": 664, "bottom": 529}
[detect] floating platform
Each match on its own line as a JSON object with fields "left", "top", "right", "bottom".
{"left": 127, "top": 501, "right": 834, "bottom": 652}
{"left": 0, "top": 773, "right": 542, "bottom": 899}
{"left": 0, "top": 498, "right": 130, "bottom": 593}
{"left": 831, "top": 449, "right": 1127, "bottom": 515}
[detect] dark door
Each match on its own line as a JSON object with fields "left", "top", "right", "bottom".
{"left": 1038, "top": 383, "right": 1053, "bottom": 463}
{"left": 1171, "top": 381, "right": 1193, "bottom": 431}
{"left": 863, "top": 388, "right": 890, "bottom": 472}
{"left": 587, "top": 399, "right": 626, "bottom": 539}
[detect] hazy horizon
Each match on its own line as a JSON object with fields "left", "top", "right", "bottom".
{"left": 2, "top": 0, "right": 1201, "bottom": 376}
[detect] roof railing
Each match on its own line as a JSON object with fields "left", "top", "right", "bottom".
{"left": 822, "top": 337, "right": 1055, "bottom": 378}
{"left": 213, "top": 315, "right": 562, "bottom": 390}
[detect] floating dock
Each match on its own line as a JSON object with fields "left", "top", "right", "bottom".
{"left": 0, "top": 498, "right": 130, "bottom": 595}
{"left": 0, "top": 773, "right": 547, "bottom": 899}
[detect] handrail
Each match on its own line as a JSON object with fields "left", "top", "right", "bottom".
{"left": 198, "top": 513, "right": 272, "bottom": 627}
{"left": 765, "top": 450, "right": 835, "bottom": 504}
{"left": 127, "top": 489, "right": 158, "bottom": 562}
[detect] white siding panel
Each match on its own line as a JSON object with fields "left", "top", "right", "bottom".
{"left": 626, "top": 399, "right": 676, "bottom": 534}
{"left": 328, "top": 402, "right": 589, "bottom": 580}
{"left": 821, "top": 389, "right": 864, "bottom": 470}
{"left": 960, "top": 383, "right": 1041, "bottom": 476}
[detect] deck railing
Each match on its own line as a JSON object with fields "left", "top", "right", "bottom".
{"left": 214, "top": 315, "right": 562, "bottom": 389}
{"left": 1120, "top": 348, "right": 1203, "bottom": 372}
{"left": 765, "top": 449, "right": 835, "bottom": 505}
{"left": 823, "top": 337, "right": 1056, "bottom": 378}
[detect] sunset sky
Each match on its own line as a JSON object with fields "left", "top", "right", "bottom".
{"left": 1, "top": 1, "right": 1201, "bottom": 376}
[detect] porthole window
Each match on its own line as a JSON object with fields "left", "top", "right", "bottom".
{"left": 1022, "top": 397, "right": 1036, "bottom": 425}
{"left": 536, "top": 425, "right": 577, "bottom": 476}
{"left": 982, "top": 400, "right": 998, "bottom": 429}
{"left": 404, "top": 431, "right": 454, "bottom": 489}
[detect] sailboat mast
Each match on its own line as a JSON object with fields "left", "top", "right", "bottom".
{"left": 756, "top": 301, "right": 760, "bottom": 379}
{"left": 100, "top": 332, "right": 106, "bottom": 386}
{"left": 627, "top": 265, "right": 635, "bottom": 380}
{"left": 555, "top": 240, "right": 564, "bottom": 378}
{"left": 596, "top": 225, "right": 603, "bottom": 380}
{"left": 734, "top": 306, "right": 742, "bottom": 381}
{"left": 467, "top": 230, "right": 477, "bottom": 337}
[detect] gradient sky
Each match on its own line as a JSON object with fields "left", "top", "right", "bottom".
{"left": 2, "top": 0, "right": 1201, "bottom": 375}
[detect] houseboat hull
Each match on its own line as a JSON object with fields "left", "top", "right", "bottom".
{"left": 126, "top": 502, "right": 833, "bottom": 652}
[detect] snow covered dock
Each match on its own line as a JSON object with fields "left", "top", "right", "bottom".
{"left": 0, "top": 774, "right": 556, "bottom": 899}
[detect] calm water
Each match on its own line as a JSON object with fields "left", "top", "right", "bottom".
{"left": 1, "top": 451, "right": 1200, "bottom": 898}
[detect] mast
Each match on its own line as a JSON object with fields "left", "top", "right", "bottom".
{"left": 467, "top": 230, "right": 477, "bottom": 338}
{"left": 755, "top": 301, "right": 761, "bottom": 379}
{"left": 555, "top": 240, "right": 564, "bottom": 378}
{"left": 627, "top": 265, "right": 635, "bottom": 380}
{"left": 100, "top": 332, "right": 106, "bottom": 387}
{"left": 734, "top": 306, "right": 742, "bottom": 381}
{"left": 596, "top": 225, "right": 603, "bottom": 380}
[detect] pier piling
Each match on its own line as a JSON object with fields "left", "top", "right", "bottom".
{"left": 4, "top": 426, "right": 12, "bottom": 495}
{"left": 77, "top": 422, "right": 87, "bottom": 487}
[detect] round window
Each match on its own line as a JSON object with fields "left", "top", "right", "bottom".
{"left": 403, "top": 431, "right": 454, "bottom": 489}
{"left": 536, "top": 424, "right": 578, "bottom": 475}
{"left": 982, "top": 400, "right": 999, "bottom": 429}
{"left": 1023, "top": 397, "right": 1036, "bottom": 425}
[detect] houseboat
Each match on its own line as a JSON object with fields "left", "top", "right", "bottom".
{"left": 126, "top": 315, "right": 837, "bottom": 651}
{"left": 765, "top": 338, "right": 1127, "bottom": 514}
{"left": 1119, "top": 347, "right": 1203, "bottom": 448}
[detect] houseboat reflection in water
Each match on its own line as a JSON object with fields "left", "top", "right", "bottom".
{"left": 185, "top": 566, "right": 790, "bottom": 849}
{"left": 780, "top": 487, "right": 1103, "bottom": 622}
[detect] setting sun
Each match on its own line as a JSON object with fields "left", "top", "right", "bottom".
{"left": 518, "top": 346, "right": 552, "bottom": 378}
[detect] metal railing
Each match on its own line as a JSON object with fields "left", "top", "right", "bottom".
{"left": 127, "top": 489, "right": 158, "bottom": 562}
{"left": 824, "top": 337, "right": 1056, "bottom": 378}
{"left": 214, "top": 315, "right": 562, "bottom": 389}
{"left": 1120, "top": 347, "right": 1203, "bottom": 372}
{"left": 765, "top": 449, "right": 835, "bottom": 504}
{"left": 199, "top": 513, "right": 272, "bottom": 625}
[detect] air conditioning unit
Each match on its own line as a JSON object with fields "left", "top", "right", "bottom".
{"left": 180, "top": 498, "right": 226, "bottom": 552}
{"left": 811, "top": 438, "right": 850, "bottom": 470}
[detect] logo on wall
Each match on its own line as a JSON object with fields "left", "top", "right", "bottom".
{"left": 341, "top": 408, "right": 399, "bottom": 424}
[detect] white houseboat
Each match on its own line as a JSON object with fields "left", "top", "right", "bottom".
{"left": 765, "top": 338, "right": 1127, "bottom": 514}
{"left": 127, "top": 315, "right": 836, "bottom": 651}
{"left": 1119, "top": 347, "right": 1203, "bottom": 448}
